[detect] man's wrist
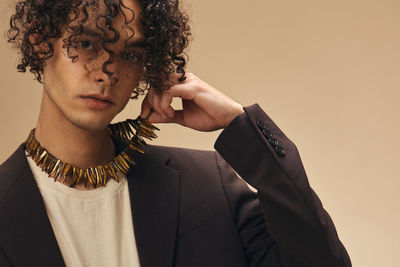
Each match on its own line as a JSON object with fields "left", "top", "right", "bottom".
{"left": 223, "top": 104, "right": 245, "bottom": 129}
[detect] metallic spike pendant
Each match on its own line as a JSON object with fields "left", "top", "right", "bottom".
{"left": 23, "top": 116, "right": 158, "bottom": 188}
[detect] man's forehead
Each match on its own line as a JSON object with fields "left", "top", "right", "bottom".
{"left": 68, "top": 0, "right": 145, "bottom": 42}
{"left": 81, "top": 0, "right": 142, "bottom": 12}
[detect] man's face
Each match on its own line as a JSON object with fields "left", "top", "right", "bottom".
{"left": 42, "top": 0, "right": 145, "bottom": 132}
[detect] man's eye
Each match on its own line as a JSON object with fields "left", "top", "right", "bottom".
{"left": 78, "top": 40, "right": 92, "bottom": 49}
{"left": 124, "top": 52, "right": 141, "bottom": 63}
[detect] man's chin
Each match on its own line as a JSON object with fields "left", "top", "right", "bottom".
{"left": 68, "top": 117, "right": 113, "bottom": 133}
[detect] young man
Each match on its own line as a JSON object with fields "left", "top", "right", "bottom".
{"left": 0, "top": 0, "right": 351, "bottom": 266}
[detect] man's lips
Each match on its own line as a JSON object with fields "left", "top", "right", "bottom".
{"left": 82, "top": 94, "right": 114, "bottom": 103}
{"left": 81, "top": 94, "right": 115, "bottom": 110}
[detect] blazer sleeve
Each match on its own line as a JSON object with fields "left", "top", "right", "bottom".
{"left": 214, "top": 103, "right": 352, "bottom": 267}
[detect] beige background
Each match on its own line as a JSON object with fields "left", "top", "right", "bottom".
{"left": 1, "top": 0, "right": 399, "bottom": 266}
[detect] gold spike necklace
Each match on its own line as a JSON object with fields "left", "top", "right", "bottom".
{"left": 24, "top": 116, "right": 159, "bottom": 188}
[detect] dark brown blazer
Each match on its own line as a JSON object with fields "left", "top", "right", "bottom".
{"left": 0, "top": 104, "right": 351, "bottom": 267}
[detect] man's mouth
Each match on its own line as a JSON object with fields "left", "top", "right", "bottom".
{"left": 81, "top": 94, "right": 115, "bottom": 110}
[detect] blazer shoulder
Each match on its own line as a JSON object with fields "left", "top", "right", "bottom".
{"left": 0, "top": 144, "right": 29, "bottom": 201}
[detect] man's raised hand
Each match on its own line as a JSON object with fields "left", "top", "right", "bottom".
{"left": 140, "top": 73, "right": 244, "bottom": 132}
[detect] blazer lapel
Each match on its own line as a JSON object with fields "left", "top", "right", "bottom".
{"left": 0, "top": 145, "right": 65, "bottom": 266}
{"left": 127, "top": 147, "right": 180, "bottom": 267}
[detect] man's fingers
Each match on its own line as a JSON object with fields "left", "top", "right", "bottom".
{"left": 169, "top": 110, "right": 185, "bottom": 126}
{"left": 153, "top": 92, "right": 173, "bottom": 120}
{"left": 147, "top": 110, "right": 168, "bottom": 123}
{"left": 159, "top": 92, "right": 175, "bottom": 118}
{"left": 141, "top": 88, "right": 160, "bottom": 120}
{"left": 141, "top": 87, "right": 178, "bottom": 123}
{"left": 168, "top": 83, "right": 197, "bottom": 100}
{"left": 168, "top": 72, "right": 186, "bottom": 83}
{"left": 147, "top": 109, "right": 184, "bottom": 125}
{"left": 141, "top": 73, "right": 193, "bottom": 123}
{"left": 162, "top": 73, "right": 182, "bottom": 89}
{"left": 140, "top": 92, "right": 152, "bottom": 119}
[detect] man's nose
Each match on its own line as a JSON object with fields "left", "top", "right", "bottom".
{"left": 92, "top": 60, "right": 119, "bottom": 87}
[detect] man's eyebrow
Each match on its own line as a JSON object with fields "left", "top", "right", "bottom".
{"left": 70, "top": 26, "right": 103, "bottom": 38}
{"left": 126, "top": 38, "right": 146, "bottom": 48}
{"left": 69, "top": 26, "right": 146, "bottom": 47}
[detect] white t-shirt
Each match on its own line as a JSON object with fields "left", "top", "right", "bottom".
{"left": 27, "top": 156, "right": 141, "bottom": 267}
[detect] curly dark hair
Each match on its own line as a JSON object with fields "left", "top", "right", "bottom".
{"left": 7, "top": 0, "right": 191, "bottom": 97}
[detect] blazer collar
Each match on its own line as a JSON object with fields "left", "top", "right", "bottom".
{"left": 0, "top": 144, "right": 180, "bottom": 267}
